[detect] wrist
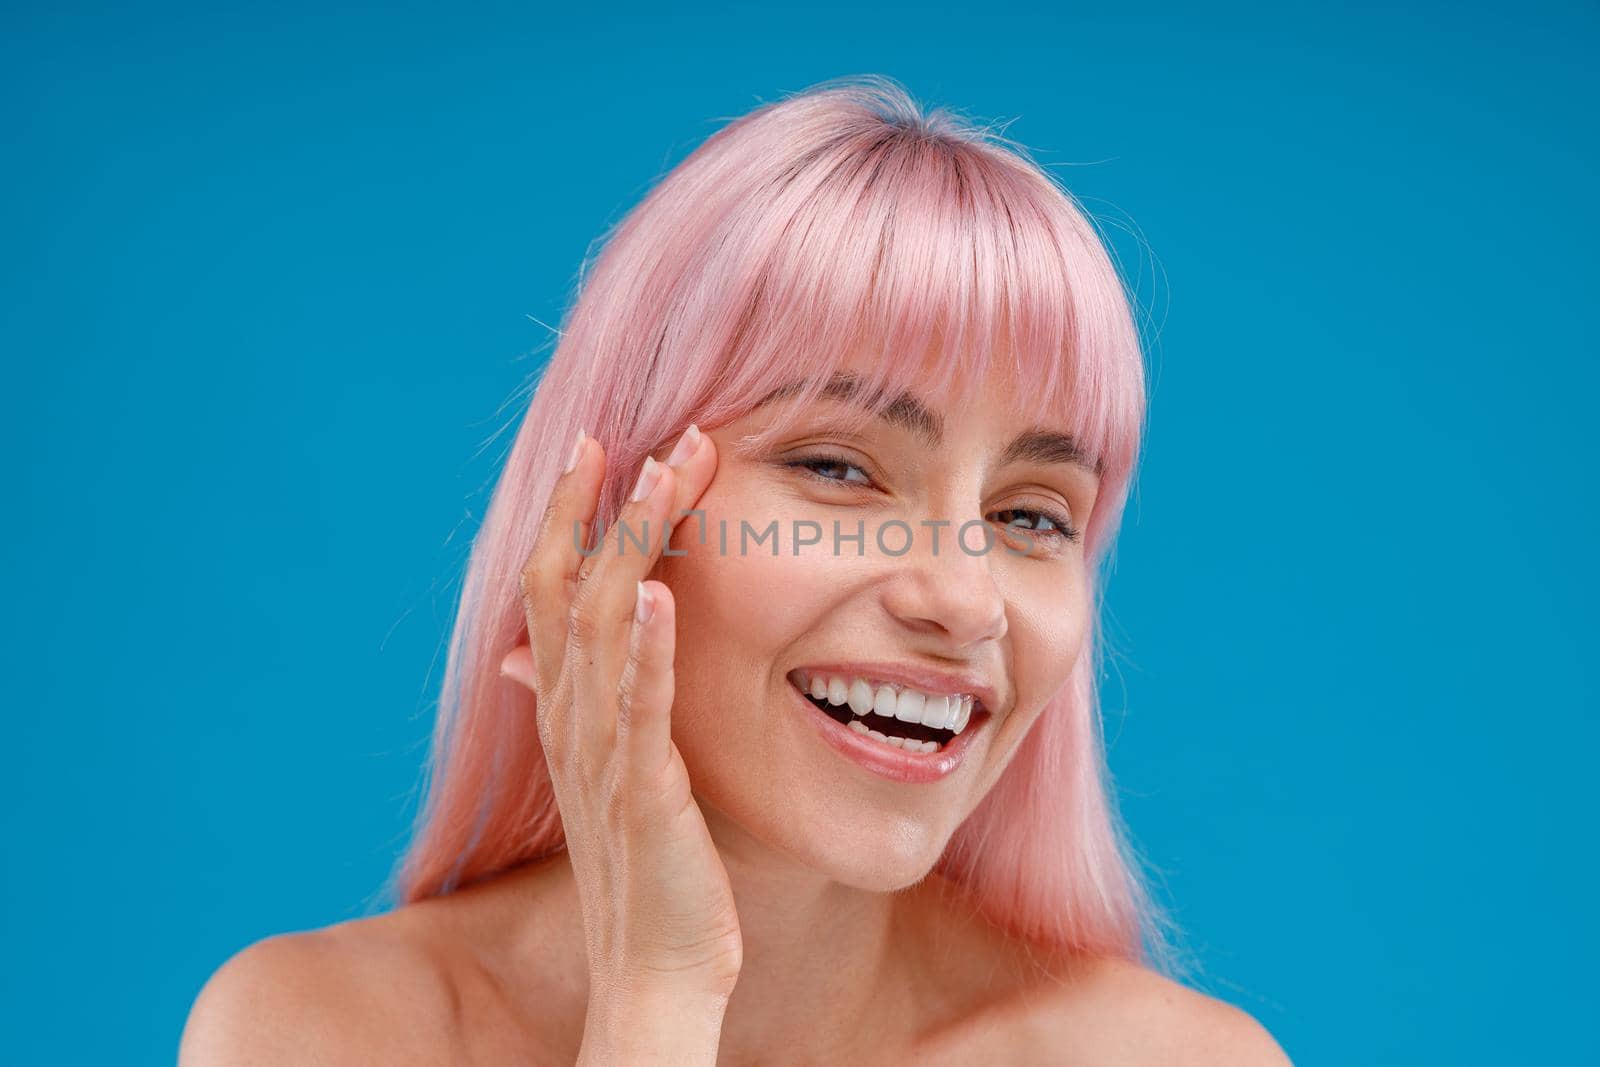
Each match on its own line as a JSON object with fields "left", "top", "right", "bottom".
{"left": 579, "top": 987, "right": 730, "bottom": 1066}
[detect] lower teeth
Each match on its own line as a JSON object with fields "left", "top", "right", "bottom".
{"left": 846, "top": 718, "right": 941, "bottom": 753}
{"left": 803, "top": 690, "right": 948, "bottom": 753}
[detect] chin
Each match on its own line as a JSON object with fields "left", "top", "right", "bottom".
{"left": 773, "top": 810, "right": 953, "bottom": 893}
{"left": 692, "top": 769, "right": 956, "bottom": 892}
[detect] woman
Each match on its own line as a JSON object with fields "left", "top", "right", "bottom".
{"left": 181, "top": 75, "right": 1292, "bottom": 1064}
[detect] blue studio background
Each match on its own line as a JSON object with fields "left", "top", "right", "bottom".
{"left": 5, "top": 2, "right": 1595, "bottom": 1063}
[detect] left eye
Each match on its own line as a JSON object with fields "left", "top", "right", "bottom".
{"left": 992, "top": 511, "right": 1056, "bottom": 537}
{"left": 992, "top": 507, "right": 1078, "bottom": 544}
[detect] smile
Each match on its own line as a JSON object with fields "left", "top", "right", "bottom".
{"left": 784, "top": 667, "right": 993, "bottom": 784}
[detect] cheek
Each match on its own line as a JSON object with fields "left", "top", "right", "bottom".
{"left": 998, "top": 565, "right": 1092, "bottom": 714}
{"left": 653, "top": 514, "right": 841, "bottom": 732}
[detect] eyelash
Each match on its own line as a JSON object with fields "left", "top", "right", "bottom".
{"left": 784, "top": 450, "right": 1083, "bottom": 546}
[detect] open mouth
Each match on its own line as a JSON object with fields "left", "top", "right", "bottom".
{"left": 786, "top": 668, "right": 984, "bottom": 755}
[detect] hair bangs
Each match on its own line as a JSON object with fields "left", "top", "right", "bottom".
{"left": 679, "top": 117, "right": 1138, "bottom": 528}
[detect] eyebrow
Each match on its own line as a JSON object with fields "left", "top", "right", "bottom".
{"left": 999, "top": 428, "right": 1104, "bottom": 478}
{"left": 753, "top": 372, "right": 1104, "bottom": 477}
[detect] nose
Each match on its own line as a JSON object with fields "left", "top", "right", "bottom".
{"left": 877, "top": 521, "right": 1009, "bottom": 648}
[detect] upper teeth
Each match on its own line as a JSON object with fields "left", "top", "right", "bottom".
{"left": 798, "top": 671, "right": 977, "bottom": 735}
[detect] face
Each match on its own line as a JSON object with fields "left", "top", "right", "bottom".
{"left": 650, "top": 356, "right": 1101, "bottom": 891}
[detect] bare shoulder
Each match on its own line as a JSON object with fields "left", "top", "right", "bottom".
{"left": 904, "top": 877, "right": 1291, "bottom": 1066}
{"left": 178, "top": 912, "right": 460, "bottom": 1066}
{"left": 1022, "top": 956, "right": 1293, "bottom": 1066}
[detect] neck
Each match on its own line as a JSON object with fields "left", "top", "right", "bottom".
{"left": 695, "top": 799, "right": 915, "bottom": 1062}
{"left": 495, "top": 805, "right": 947, "bottom": 1062}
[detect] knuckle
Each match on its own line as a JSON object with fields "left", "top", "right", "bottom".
{"left": 535, "top": 489, "right": 566, "bottom": 541}
{"left": 535, "top": 694, "right": 567, "bottom": 751}
{"left": 614, "top": 658, "right": 640, "bottom": 712}
{"left": 599, "top": 770, "right": 629, "bottom": 828}
{"left": 576, "top": 550, "right": 603, "bottom": 585}
{"left": 565, "top": 602, "right": 600, "bottom": 645}
{"left": 519, "top": 552, "right": 549, "bottom": 602}
{"left": 538, "top": 493, "right": 560, "bottom": 532}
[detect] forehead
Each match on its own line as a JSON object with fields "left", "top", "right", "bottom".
{"left": 832, "top": 345, "right": 1031, "bottom": 412}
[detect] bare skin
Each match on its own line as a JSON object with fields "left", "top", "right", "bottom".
{"left": 180, "top": 353, "right": 1293, "bottom": 1065}
{"left": 179, "top": 852, "right": 1288, "bottom": 1065}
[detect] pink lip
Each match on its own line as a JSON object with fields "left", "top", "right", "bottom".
{"left": 785, "top": 675, "right": 989, "bottom": 784}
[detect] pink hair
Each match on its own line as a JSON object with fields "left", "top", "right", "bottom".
{"left": 390, "top": 75, "right": 1176, "bottom": 972}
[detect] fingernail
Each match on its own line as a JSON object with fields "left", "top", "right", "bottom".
{"left": 665, "top": 423, "right": 701, "bottom": 467}
{"left": 635, "top": 581, "right": 655, "bottom": 624}
{"left": 630, "top": 456, "right": 661, "bottom": 502}
{"left": 564, "top": 427, "right": 587, "bottom": 474}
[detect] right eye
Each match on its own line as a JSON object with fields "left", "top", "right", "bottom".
{"left": 784, "top": 451, "right": 876, "bottom": 488}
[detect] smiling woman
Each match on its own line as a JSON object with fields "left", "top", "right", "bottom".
{"left": 179, "top": 74, "right": 1291, "bottom": 1065}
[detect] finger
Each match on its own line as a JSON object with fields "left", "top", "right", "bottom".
{"left": 562, "top": 422, "right": 714, "bottom": 765}
{"left": 564, "top": 454, "right": 680, "bottom": 762}
{"left": 615, "top": 579, "right": 677, "bottom": 780}
{"left": 563, "top": 422, "right": 713, "bottom": 716}
{"left": 500, "top": 642, "right": 568, "bottom": 756}
{"left": 575, "top": 424, "right": 717, "bottom": 586}
{"left": 520, "top": 427, "right": 605, "bottom": 698}
{"left": 658, "top": 424, "right": 718, "bottom": 555}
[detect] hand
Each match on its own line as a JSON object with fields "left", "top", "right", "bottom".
{"left": 500, "top": 424, "right": 743, "bottom": 1010}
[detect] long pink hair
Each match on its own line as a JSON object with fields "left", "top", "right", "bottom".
{"left": 390, "top": 74, "right": 1176, "bottom": 973}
